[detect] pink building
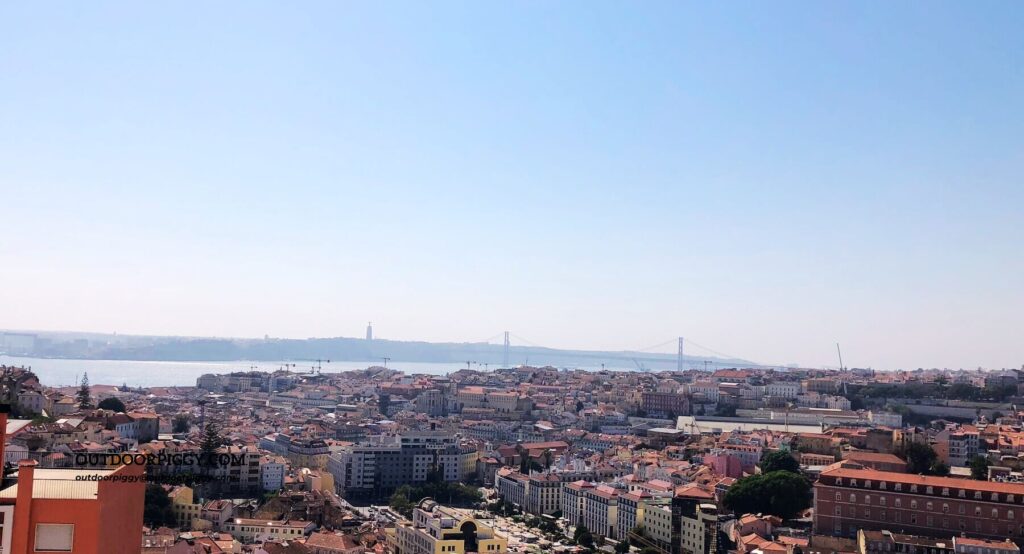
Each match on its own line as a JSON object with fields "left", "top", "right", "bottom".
{"left": 704, "top": 449, "right": 744, "bottom": 478}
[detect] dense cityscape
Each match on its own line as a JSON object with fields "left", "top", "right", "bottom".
{"left": 4, "top": 355, "right": 1024, "bottom": 554}
{"left": 5, "top": 2, "right": 1020, "bottom": 554}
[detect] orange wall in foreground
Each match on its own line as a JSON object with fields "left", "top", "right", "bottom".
{"left": 12, "top": 462, "right": 145, "bottom": 554}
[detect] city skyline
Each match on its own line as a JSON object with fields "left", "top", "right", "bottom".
{"left": 2, "top": 2, "right": 1022, "bottom": 371}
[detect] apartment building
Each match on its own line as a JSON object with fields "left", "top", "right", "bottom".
{"left": 564, "top": 481, "right": 593, "bottom": 526}
{"left": 640, "top": 500, "right": 674, "bottom": 553}
{"left": 169, "top": 485, "right": 202, "bottom": 529}
{"left": 328, "top": 434, "right": 477, "bottom": 498}
{"left": 287, "top": 437, "right": 331, "bottom": 469}
{"left": 618, "top": 489, "right": 652, "bottom": 541}
{"left": 814, "top": 465, "right": 1024, "bottom": 542}
{"left": 581, "top": 484, "right": 620, "bottom": 539}
{"left": 934, "top": 428, "right": 980, "bottom": 467}
{"left": 495, "top": 469, "right": 528, "bottom": 509}
{"left": 526, "top": 473, "right": 563, "bottom": 515}
{"left": 261, "top": 455, "right": 287, "bottom": 491}
{"left": 641, "top": 392, "right": 690, "bottom": 418}
{"left": 764, "top": 382, "right": 801, "bottom": 399}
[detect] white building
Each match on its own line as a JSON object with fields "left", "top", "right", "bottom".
{"left": 260, "top": 456, "right": 286, "bottom": 491}
{"left": 223, "top": 518, "right": 314, "bottom": 543}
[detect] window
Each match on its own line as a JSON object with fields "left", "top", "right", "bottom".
{"left": 866, "top": 495, "right": 872, "bottom": 505}
{"left": 943, "top": 503, "right": 949, "bottom": 513}
{"left": 865, "top": 480, "right": 872, "bottom": 488}
{"left": 880, "top": 482, "right": 887, "bottom": 490}
{"left": 993, "top": 509, "right": 1000, "bottom": 518}
{"left": 850, "top": 494, "right": 857, "bottom": 503}
{"left": 880, "top": 497, "right": 887, "bottom": 507}
{"left": 911, "top": 500, "right": 918, "bottom": 509}
{"left": 895, "top": 499, "right": 902, "bottom": 508}
{"left": 895, "top": 483, "right": 902, "bottom": 492}
{"left": 911, "top": 485, "right": 918, "bottom": 493}
{"left": 1010, "top": 511, "right": 1015, "bottom": 520}
{"left": 836, "top": 493, "right": 842, "bottom": 501}
{"left": 926, "top": 502, "right": 933, "bottom": 511}
{"left": 959, "top": 505, "right": 965, "bottom": 514}
{"left": 942, "top": 488, "right": 949, "bottom": 496}
{"left": 927, "top": 487, "right": 933, "bottom": 494}
{"left": 35, "top": 524, "right": 74, "bottom": 552}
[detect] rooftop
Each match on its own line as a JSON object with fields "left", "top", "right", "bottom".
{"left": 0, "top": 468, "right": 115, "bottom": 500}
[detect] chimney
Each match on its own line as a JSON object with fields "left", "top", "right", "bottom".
{"left": 11, "top": 459, "right": 37, "bottom": 554}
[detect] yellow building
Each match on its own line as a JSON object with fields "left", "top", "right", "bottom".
{"left": 168, "top": 485, "right": 202, "bottom": 529}
{"left": 392, "top": 499, "right": 507, "bottom": 554}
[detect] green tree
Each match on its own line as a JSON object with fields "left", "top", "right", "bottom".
{"left": 143, "top": 484, "right": 176, "bottom": 528}
{"left": 947, "top": 383, "right": 979, "bottom": 400}
{"left": 931, "top": 462, "right": 950, "bottom": 476}
{"left": 200, "top": 422, "right": 224, "bottom": 469}
{"left": 723, "top": 471, "right": 812, "bottom": 520}
{"left": 76, "top": 373, "right": 93, "bottom": 409}
{"left": 97, "top": 397, "right": 126, "bottom": 412}
{"left": 172, "top": 414, "right": 191, "bottom": 433}
{"left": 969, "top": 455, "right": 990, "bottom": 480}
{"left": 389, "top": 485, "right": 415, "bottom": 518}
{"left": 615, "top": 539, "right": 631, "bottom": 554}
{"left": 760, "top": 450, "right": 800, "bottom": 474}
{"left": 900, "top": 442, "right": 939, "bottom": 475}
{"left": 574, "top": 525, "right": 594, "bottom": 549}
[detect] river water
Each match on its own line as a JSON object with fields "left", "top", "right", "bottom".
{"left": 0, "top": 355, "right": 461, "bottom": 388}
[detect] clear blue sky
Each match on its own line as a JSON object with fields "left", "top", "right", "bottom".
{"left": 1, "top": 2, "right": 1021, "bottom": 370}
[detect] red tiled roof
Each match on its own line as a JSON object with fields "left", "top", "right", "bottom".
{"left": 820, "top": 466, "right": 1024, "bottom": 494}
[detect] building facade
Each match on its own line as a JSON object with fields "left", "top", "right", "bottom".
{"left": 815, "top": 466, "right": 1024, "bottom": 543}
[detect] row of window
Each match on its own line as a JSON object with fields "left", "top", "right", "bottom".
{"left": 836, "top": 493, "right": 1016, "bottom": 519}
{"left": 834, "top": 479, "right": 1019, "bottom": 503}
{"left": 830, "top": 509, "right": 1024, "bottom": 535}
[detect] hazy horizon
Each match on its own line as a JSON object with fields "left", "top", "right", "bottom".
{"left": 2, "top": 2, "right": 1021, "bottom": 371}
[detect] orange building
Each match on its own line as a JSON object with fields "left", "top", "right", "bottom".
{"left": 0, "top": 405, "right": 146, "bottom": 554}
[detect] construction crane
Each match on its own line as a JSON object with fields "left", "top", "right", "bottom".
{"left": 311, "top": 359, "right": 330, "bottom": 374}
{"left": 381, "top": 357, "right": 391, "bottom": 368}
